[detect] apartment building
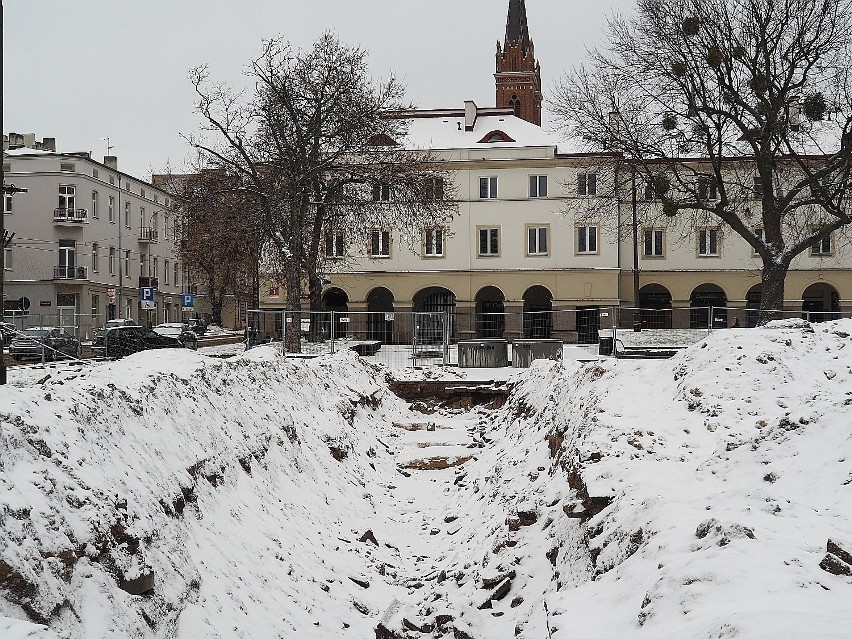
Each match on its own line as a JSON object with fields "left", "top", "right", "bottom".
{"left": 3, "top": 133, "right": 184, "bottom": 337}
{"left": 271, "top": 100, "right": 850, "bottom": 343}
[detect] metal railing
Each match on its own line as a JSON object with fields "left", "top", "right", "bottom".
{"left": 53, "top": 208, "right": 88, "bottom": 223}
{"left": 53, "top": 265, "right": 88, "bottom": 280}
{"left": 138, "top": 227, "right": 159, "bottom": 242}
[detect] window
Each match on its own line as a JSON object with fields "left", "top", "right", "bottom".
{"left": 153, "top": 257, "right": 159, "bottom": 279}
{"left": 140, "top": 207, "right": 146, "bottom": 229}
{"left": 479, "top": 176, "right": 498, "bottom": 199}
{"left": 91, "top": 243, "right": 100, "bottom": 272}
{"left": 577, "top": 172, "right": 597, "bottom": 196}
{"left": 698, "top": 177, "right": 718, "bottom": 201}
{"left": 424, "top": 177, "right": 444, "bottom": 201}
{"left": 4, "top": 247, "right": 12, "bottom": 271}
{"left": 92, "top": 168, "right": 99, "bottom": 179}
{"left": 325, "top": 232, "right": 345, "bottom": 258}
{"left": 527, "top": 225, "right": 549, "bottom": 256}
{"left": 125, "top": 250, "right": 131, "bottom": 277}
{"left": 643, "top": 229, "right": 665, "bottom": 257}
{"left": 58, "top": 240, "right": 76, "bottom": 278}
{"left": 698, "top": 228, "right": 720, "bottom": 256}
{"left": 108, "top": 196, "right": 115, "bottom": 223}
{"left": 60, "top": 162, "right": 75, "bottom": 172}
{"left": 165, "top": 260, "right": 170, "bottom": 285}
{"left": 811, "top": 233, "right": 832, "bottom": 256}
{"left": 423, "top": 228, "right": 444, "bottom": 257}
{"left": 91, "top": 191, "right": 99, "bottom": 218}
{"left": 109, "top": 174, "right": 115, "bottom": 185}
{"left": 174, "top": 262, "right": 179, "bottom": 286}
{"left": 644, "top": 179, "right": 656, "bottom": 201}
{"left": 529, "top": 175, "right": 548, "bottom": 198}
{"left": 752, "top": 175, "right": 764, "bottom": 199}
{"left": 109, "top": 247, "right": 116, "bottom": 275}
{"left": 140, "top": 188, "right": 146, "bottom": 198}
{"left": 4, "top": 194, "right": 12, "bottom": 213}
{"left": 577, "top": 225, "right": 598, "bottom": 254}
{"left": 369, "top": 230, "right": 391, "bottom": 257}
{"left": 163, "top": 215, "right": 169, "bottom": 239}
{"left": 140, "top": 254, "right": 147, "bottom": 277}
{"left": 478, "top": 227, "right": 500, "bottom": 256}
{"left": 372, "top": 183, "right": 391, "bottom": 202}
{"left": 125, "top": 201, "right": 131, "bottom": 228}
{"left": 58, "top": 185, "right": 76, "bottom": 210}
{"left": 91, "top": 294, "right": 99, "bottom": 322}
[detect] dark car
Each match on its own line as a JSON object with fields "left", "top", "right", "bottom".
{"left": 184, "top": 318, "right": 208, "bottom": 335}
{"left": 9, "top": 327, "right": 81, "bottom": 361}
{"left": 92, "top": 325, "right": 196, "bottom": 359}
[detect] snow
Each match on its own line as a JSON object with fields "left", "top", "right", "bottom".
{"left": 1, "top": 320, "right": 851, "bottom": 637}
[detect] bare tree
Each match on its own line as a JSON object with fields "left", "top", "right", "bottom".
{"left": 552, "top": 0, "right": 852, "bottom": 318}
{"left": 185, "top": 31, "right": 456, "bottom": 347}
{"left": 155, "top": 169, "right": 263, "bottom": 327}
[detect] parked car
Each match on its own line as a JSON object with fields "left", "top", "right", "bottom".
{"left": 92, "top": 325, "right": 196, "bottom": 359}
{"left": 184, "top": 318, "right": 208, "bottom": 335}
{"left": 8, "top": 327, "right": 81, "bottom": 361}
{"left": 105, "top": 318, "right": 138, "bottom": 329}
{"left": 153, "top": 323, "right": 199, "bottom": 349}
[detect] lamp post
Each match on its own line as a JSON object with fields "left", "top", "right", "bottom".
{"left": 631, "top": 162, "right": 641, "bottom": 332}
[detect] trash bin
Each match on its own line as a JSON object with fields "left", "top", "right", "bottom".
{"left": 598, "top": 336, "right": 614, "bottom": 356}
{"left": 458, "top": 339, "right": 509, "bottom": 368}
{"left": 512, "top": 339, "right": 564, "bottom": 368}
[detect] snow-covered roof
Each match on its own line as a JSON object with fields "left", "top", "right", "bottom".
{"left": 401, "top": 113, "right": 562, "bottom": 152}
{"left": 4, "top": 147, "right": 58, "bottom": 157}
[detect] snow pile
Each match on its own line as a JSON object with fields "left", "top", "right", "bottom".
{"left": 0, "top": 348, "right": 416, "bottom": 637}
{"left": 515, "top": 319, "right": 852, "bottom": 637}
{"left": 2, "top": 320, "right": 851, "bottom": 638}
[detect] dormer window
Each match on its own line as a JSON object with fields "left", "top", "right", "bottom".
{"left": 479, "top": 130, "right": 516, "bottom": 143}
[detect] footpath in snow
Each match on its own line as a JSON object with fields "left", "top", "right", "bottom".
{"left": 1, "top": 319, "right": 851, "bottom": 638}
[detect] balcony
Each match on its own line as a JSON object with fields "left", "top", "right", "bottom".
{"left": 54, "top": 265, "right": 88, "bottom": 280}
{"left": 138, "top": 227, "right": 159, "bottom": 243}
{"left": 139, "top": 276, "right": 159, "bottom": 289}
{"left": 53, "top": 208, "right": 89, "bottom": 225}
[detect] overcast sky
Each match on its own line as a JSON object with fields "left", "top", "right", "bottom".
{"left": 4, "top": 0, "right": 631, "bottom": 181}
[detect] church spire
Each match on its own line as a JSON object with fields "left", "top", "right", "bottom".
{"left": 495, "top": 0, "right": 542, "bottom": 125}
{"left": 505, "top": 0, "right": 531, "bottom": 55}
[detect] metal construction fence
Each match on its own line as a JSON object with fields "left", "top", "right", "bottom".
{"left": 243, "top": 305, "right": 851, "bottom": 367}
{"left": 1, "top": 313, "right": 112, "bottom": 340}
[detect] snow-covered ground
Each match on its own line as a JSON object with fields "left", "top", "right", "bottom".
{"left": 1, "top": 321, "right": 850, "bottom": 637}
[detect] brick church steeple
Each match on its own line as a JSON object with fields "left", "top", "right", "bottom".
{"left": 495, "top": 0, "right": 542, "bottom": 126}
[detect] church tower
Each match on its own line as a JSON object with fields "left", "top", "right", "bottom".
{"left": 495, "top": 0, "right": 542, "bottom": 126}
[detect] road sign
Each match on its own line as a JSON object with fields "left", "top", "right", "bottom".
{"left": 140, "top": 287, "right": 155, "bottom": 302}
{"left": 141, "top": 300, "right": 155, "bottom": 310}
{"left": 181, "top": 294, "right": 195, "bottom": 308}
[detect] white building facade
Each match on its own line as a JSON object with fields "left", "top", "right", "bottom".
{"left": 3, "top": 134, "right": 184, "bottom": 337}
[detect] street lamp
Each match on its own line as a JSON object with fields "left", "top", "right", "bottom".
{"left": 609, "top": 109, "right": 642, "bottom": 333}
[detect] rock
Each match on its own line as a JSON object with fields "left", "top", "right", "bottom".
{"left": 482, "top": 570, "right": 515, "bottom": 589}
{"left": 403, "top": 618, "right": 433, "bottom": 633}
{"left": 430, "top": 528, "right": 441, "bottom": 535}
{"left": 507, "top": 516, "right": 521, "bottom": 531}
{"left": 819, "top": 553, "right": 852, "bottom": 576}
{"left": 119, "top": 568, "right": 154, "bottom": 595}
{"left": 510, "top": 595, "right": 524, "bottom": 608}
{"left": 696, "top": 518, "right": 755, "bottom": 545}
{"left": 492, "top": 577, "right": 512, "bottom": 601}
{"left": 827, "top": 538, "right": 852, "bottom": 566}
{"left": 349, "top": 576, "right": 370, "bottom": 589}
{"left": 359, "top": 530, "right": 378, "bottom": 546}
{"left": 516, "top": 510, "right": 537, "bottom": 526}
{"left": 562, "top": 503, "right": 587, "bottom": 518}
{"left": 375, "top": 623, "right": 405, "bottom": 639}
{"left": 444, "top": 515, "right": 458, "bottom": 523}
{"left": 435, "top": 614, "right": 454, "bottom": 627}
{"left": 329, "top": 446, "right": 348, "bottom": 461}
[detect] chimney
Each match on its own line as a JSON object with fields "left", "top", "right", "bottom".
{"left": 41, "top": 138, "right": 56, "bottom": 152}
{"left": 104, "top": 156, "right": 118, "bottom": 170}
{"left": 8, "top": 133, "right": 24, "bottom": 148}
{"left": 464, "top": 100, "right": 478, "bottom": 132}
{"left": 23, "top": 133, "right": 36, "bottom": 148}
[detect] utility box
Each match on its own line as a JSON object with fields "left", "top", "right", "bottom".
{"left": 458, "top": 339, "right": 509, "bottom": 368}
{"left": 512, "top": 339, "right": 563, "bottom": 368}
